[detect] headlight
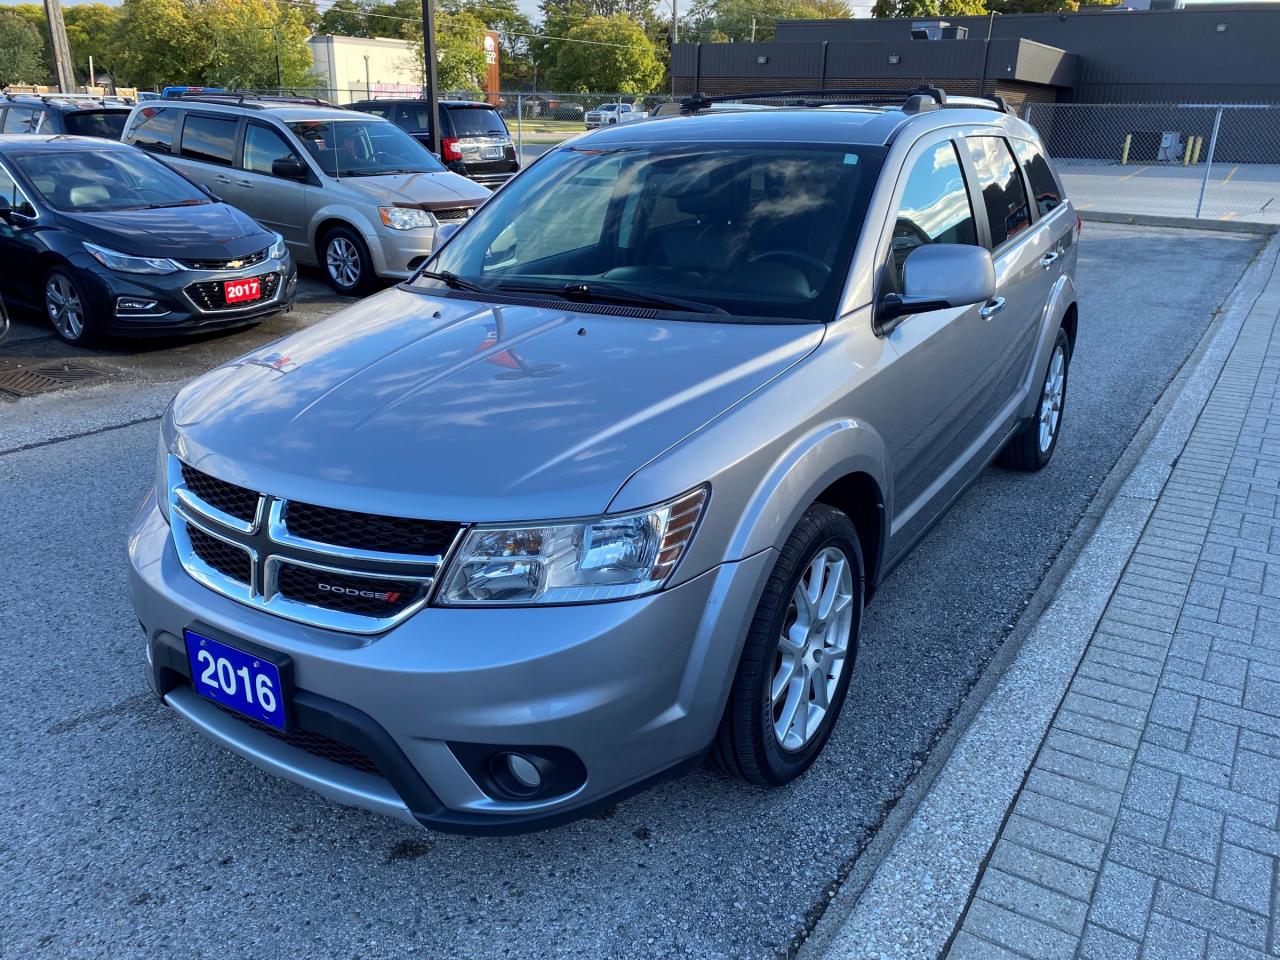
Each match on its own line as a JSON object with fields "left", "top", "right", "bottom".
{"left": 268, "top": 231, "right": 287, "bottom": 260}
{"left": 379, "top": 206, "right": 433, "bottom": 230}
{"left": 439, "top": 486, "right": 707, "bottom": 605}
{"left": 83, "top": 241, "right": 178, "bottom": 274}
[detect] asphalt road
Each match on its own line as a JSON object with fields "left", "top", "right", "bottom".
{"left": 1058, "top": 160, "right": 1280, "bottom": 225}
{"left": 0, "top": 224, "right": 1263, "bottom": 960}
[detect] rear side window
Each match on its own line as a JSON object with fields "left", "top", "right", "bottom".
{"left": 397, "top": 104, "right": 432, "bottom": 133}
{"left": 63, "top": 110, "right": 129, "bottom": 140}
{"left": 128, "top": 107, "right": 176, "bottom": 154}
{"left": 2, "top": 107, "right": 38, "bottom": 134}
{"left": 965, "top": 136, "right": 1031, "bottom": 248}
{"left": 181, "top": 114, "right": 238, "bottom": 167}
{"left": 1011, "top": 139, "right": 1063, "bottom": 218}
{"left": 447, "top": 107, "right": 506, "bottom": 137}
{"left": 889, "top": 141, "right": 977, "bottom": 285}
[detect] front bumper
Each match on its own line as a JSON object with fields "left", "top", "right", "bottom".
{"left": 368, "top": 226, "right": 438, "bottom": 280}
{"left": 128, "top": 492, "right": 773, "bottom": 833}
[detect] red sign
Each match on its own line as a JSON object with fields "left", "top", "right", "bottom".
{"left": 224, "top": 277, "right": 262, "bottom": 304}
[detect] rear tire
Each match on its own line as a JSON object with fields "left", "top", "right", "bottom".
{"left": 999, "top": 326, "right": 1071, "bottom": 472}
{"left": 709, "top": 503, "right": 864, "bottom": 786}
{"left": 321, "top": 226, "right": 376, "bottom": 296}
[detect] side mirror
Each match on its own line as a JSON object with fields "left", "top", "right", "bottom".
{"left": 435, "top": 222, "right": 462, "bottom": 247}
{"left": 878, "top": 244, "right": 996, "bottom": 332}
{"left": 271, "top": 157, "right": 310, "bottom": 181}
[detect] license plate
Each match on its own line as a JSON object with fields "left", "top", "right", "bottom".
{"left": 481, "top": 145, "right": 504, "bottom": 160}
{"left": 224, "top": 277, "right": 262, "bottom": 304}
{"left": 185, "top": 629, "right": 287, "bottom": 730}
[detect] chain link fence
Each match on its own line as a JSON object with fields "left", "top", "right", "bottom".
{"left": 1022, "top": 103, "right": 1280, "bottom": 225}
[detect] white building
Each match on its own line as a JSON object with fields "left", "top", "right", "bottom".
{"left": 306, "top": 35, "right": 423, "bottom": 104}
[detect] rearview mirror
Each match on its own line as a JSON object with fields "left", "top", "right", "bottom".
{"left": 878, "top": 244, "right": 996, "bottom": 331}
{"left": 272, "top": 157, "right": 310, "bottom": 181}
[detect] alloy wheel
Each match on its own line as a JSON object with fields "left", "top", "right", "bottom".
{"left": 1038, "top": 343, "right": 1066, "bottom": 453}
{"left": 771, "top": 546, "right": 855, "bottom": 752}
{"left": 326, "top": 237, "right": 361, "bottom": 289}
{"left": 46, "top": 274, "right": 85, "bottom": 340}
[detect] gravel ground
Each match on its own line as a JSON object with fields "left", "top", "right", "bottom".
{"left": 0, "top": 224, "right": 1262, "bottom": 960}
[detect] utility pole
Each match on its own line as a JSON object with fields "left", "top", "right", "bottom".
{"left": 750, "top": 17, "right": 756, "bottom": 42}
{"left": 363, "top": 54, "right": 371, "bottom": 95}
{"left": 421, "top": 0, "right": 440, "bottom": 157}
{"left": 669, "top": 0, "right": 678, "bottom": 96}
{"left": 43, "top": 0, "right": 76, "bottom": 93}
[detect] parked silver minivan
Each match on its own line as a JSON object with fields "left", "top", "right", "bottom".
{"left": 129, "top": 88, "right": 1079, "bottom": 833}
{"left": 122, "top": 95, "right": 491, "bottom": 294}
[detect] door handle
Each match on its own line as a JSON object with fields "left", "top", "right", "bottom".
{"left": 1039, "top": 250, "right": 1060, "bottom": 268}
{"left": 213, "top": 175, "right": 233, "bottom": 184}
{"left": 236, "top": 179, "right": 253, "bottom": 188}
{"left": 979, "top": 297, "right": 1006, "bottom": 319}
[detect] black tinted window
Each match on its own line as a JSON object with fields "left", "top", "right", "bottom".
{"left": 2, "top": 107, "right": 38, "bottom": 134}
{"left": 398, "top": 104, "right": 432, "bottom": 132}
{"left": 63, "top": 110, "right": 129, "bottom": 140}
{"left": 181, "top": 114, "right": 238, "bottom": 166}
{"left": 966, "top": 136, "right": 1031, "bottom": 248}
{"left": 890, "top": 141, "right": 977, "bottom": 285}
{"left": 242, "top": 123, "right": 302, "bottom": 176}
{"left": 128, "top": 107, "right": 176, "bottom": 154}
{"left": 447, "top": 107, "right": 506, "bottom": 137}
{"left": 1012, "top": 139, "right": 1063, "bottom": 218}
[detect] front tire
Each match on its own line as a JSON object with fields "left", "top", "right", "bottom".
{"left": 710, "top": 503, "right": 864, "bottom": 786}
{"left": 45, "top": 267, "right": 101, "bottom": 346}
{"left": 999, "top": 326, "right": 1070, "bottom": 471}
{"left": 321, "top": 226, "right": 375, "bottom": 296}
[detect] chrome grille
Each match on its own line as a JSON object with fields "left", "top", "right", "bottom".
{"left": 432, "top": 207, "right": 473, "bottom": 223}
{"left": 177, "top": 246, "right": 269, "bottom": 271}
{"left": 185, "top": 272, "right": 281, "bottom": 313}
{"left": 166, "top": 456, "right": 460, "bottom": 634}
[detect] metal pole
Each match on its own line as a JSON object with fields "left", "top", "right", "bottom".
{"left": 421, "top": 0, "right": 440, "bottom": 157}
{"left": 88, "top": 55, "right": 94, "bottom": 89}
{"left": 516, "top": 92, "right": 523, "bottom": 158}
{"left": 1195, "top": 107, "right": 1223, "bottom": 219}
{"left": 364, "top": 54, "right": 370, "bottom": 95}
{"left": 669, "top": 0, "right": 677, "bottom": 96}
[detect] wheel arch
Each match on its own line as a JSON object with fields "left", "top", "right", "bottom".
{"left": 812, "top": 471, "right": 886, "bottom": 603}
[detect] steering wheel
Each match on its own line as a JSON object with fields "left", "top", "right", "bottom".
{"left": 748, "top": 249, "right": 832, "bottom": 290}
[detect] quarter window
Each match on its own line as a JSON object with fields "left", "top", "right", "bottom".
{"left": 242, "top": 123, "right": 303, "bottom": 177}
{"left": 129, "top": 107, "right": 176, "bottom": 154}
{"left": 1011, "top": 139, "right": 1063, "bottom": 218}
{"left": 181, "top": 114, "right": 238, "bottom": 167}
{"left": 0, "top": 163, "right": 35, "bottom": 216}
{"left": 2, "top": 107, "right": 38, "bottom": 134}
{"left": 889, "top": 141, "right": 977, "bottom": 285}
{"left": 965, "top": 136, "right": 1031, "bottom": 248}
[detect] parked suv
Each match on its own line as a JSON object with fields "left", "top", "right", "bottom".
{"left": 121, "top": 95, "right": 490, "bottom": 294}
{"left": 128, "top": 88, "right": 1079, "bottom": 833}
{"left": 1, "top": 93, "right": 134, "bottom": 139}
{"left": 348, "top": 98, "right": 519, "bottom": 189}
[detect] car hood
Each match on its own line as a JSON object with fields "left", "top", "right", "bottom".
{"left": 60, "top": 203, "right": 269, "bottom": 261}
{"left": 167, "top": 287, "right": 823, "bottom": 522}
{"left": 337, "top": 170, "right": 490, "bottom": 206}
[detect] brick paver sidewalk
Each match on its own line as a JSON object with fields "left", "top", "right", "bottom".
{"left": 951, "top": 262, "right": 1280, "bottom": 959}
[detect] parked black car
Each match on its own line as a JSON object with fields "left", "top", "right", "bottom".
{"left": 0, "top": 135, "right": 296, "bottom": 345}
{"left": 1, "top": 94, "right": 134, "bottom": 139}
{"left": 347, "top": 98, "right": 519, "bottom": 188}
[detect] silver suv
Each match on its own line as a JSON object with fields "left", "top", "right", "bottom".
{"left": 128, "top": 90, "right": 1078, "bottom": 833}
{"left": 121, "top": 95, "right": 490, "bottom": 294}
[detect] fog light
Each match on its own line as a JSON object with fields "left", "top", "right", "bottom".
{"left": 117, "top": 297, "right": 158, "bottom": 314}
{"left": 505, "top": 753, "right": 541, "bottom": 791}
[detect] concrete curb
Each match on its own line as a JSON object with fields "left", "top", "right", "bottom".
{"left": 1078, "top": 210, "right": 1278, "bottom": 236}
{"left": 803, "top": 229, "right": 1280, "bottom": 960}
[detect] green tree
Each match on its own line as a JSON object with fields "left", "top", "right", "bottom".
{"left": 408, "top": 8, "right": 490, "bottom": 90}
{"left": 685, "top": 0, "right": 853, "bottom": 43}
{"left": 195, "top": 0, "right": 316, "bottom": 88}
{"left": 0, "top": 12, "right": 47, "bottom": 86}
{"left": 113, "top": 0, "right": 199, "bottom": 89}
{"left": 64, "top": 4, "right": 123, "bottom": 83}
{"left": 317, "top": 0, "right": 369, "bottom": 36}
{"left": 2, "top": 4, "right": 53, "bottom": 83}
{"left": 872, "top": 0, "right": 986, "bottom": 15}
{"left": 444, "top": 0, "right": 534, "bottom": 87}
{"left": 546, "top": 14, "right": 662, "bottom": 93}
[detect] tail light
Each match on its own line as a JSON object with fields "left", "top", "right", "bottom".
{"left": 441, "top": 137, "right": 462, "bottom": 163}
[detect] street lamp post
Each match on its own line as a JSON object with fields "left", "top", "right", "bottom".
{"left": 364, "top": 54, "right": 371, "bottom": 96}
{"left": 421, "top": 0, "right": 440, "bottom": 157}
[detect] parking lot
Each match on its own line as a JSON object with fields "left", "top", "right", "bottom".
{"left": 0, "top": 222, "right": 1263, "bottom": 959}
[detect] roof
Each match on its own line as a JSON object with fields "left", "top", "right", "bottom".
{"left": 137, "top": 99, "right": 365, "bottom": 122}
{"left": 0, "top": 133, "right": 132, "bottom": 151}
{"left": 2, "top": 95, "right": 133, "bottom": 113}
{"left": 576, "top": 104, "right": 1018, "bottom": 148}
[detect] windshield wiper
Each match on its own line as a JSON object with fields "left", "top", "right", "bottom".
{"left": 139, "top": 199, "right": 210, "bottom": 209}
{"left": 495, "top": 280, "right": 727, "bottom": 315}
{"left": 418, "top": 269, "right": 488, "bottom": 293}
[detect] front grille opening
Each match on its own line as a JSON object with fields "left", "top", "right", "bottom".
{"left": 211, "top": 700, "right": 382, "bottom": 776}
{"left": 180, "top": 463, "right": 259, "bottom": 523}
{"left": 185, "top": 272, "right": 281, "bottom": 312}
{"left": 187, "top": 525, "right": 252, "bottom": 584}
{"left": 178, "top": 246, "right": 269, "bottom": 271}
{"left": 433, "top": 207, "right": 473, "bottom": 222}
{"left": 276, "top": 563, "right": 422, "bottom": 617}
{"left": 284, "top": 501, "right": 459, "bottom": 556}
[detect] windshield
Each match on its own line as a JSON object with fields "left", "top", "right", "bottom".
{"left": 12, "top": 148, "right": 210, "bottom": 212}
{"left": 288, "top": 118, "right": 445, "bottom": 177}
{"left": 415, "top": 141, "right": 884, "bottom": 322}
{"left": 63, "top": 110, "right": 130, "bottom": 140}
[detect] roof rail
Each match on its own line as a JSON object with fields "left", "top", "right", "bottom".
{"left": 678, "top": 85, "right": 950, "bottom": 114}
{"left": 942, "top": 93, "right": 1011, "bottom": 114}
{"left": 167, "top": 91, "right": 332, "bottom": 108}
